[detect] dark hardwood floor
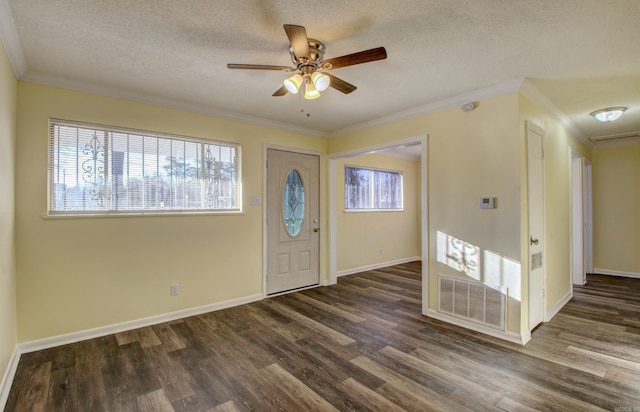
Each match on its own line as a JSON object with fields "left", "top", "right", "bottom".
{"left": 5, "top": 262, "right": 640, "bottom": 411}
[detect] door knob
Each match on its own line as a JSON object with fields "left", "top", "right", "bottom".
{"left": 530, "top": 237, "right": 539, "bottom": 245}
{"left": 313, "top": 228, "right": 320, "bottom": 233}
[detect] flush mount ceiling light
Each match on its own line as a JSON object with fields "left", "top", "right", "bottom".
{"left": 591, "top": 107, "right": 627, "bottom": 122}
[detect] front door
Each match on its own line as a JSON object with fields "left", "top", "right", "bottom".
{"left": 266, "top": 149, "right": 320, "bottom": 295}
{"left": 527, "top": 122, "right": 545, "bottom": 330}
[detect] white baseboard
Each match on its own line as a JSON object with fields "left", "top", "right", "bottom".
{"left": 593, "top": 268, "right": 640, "bottom": 279}
{"left": 0, "top": 345, "right": 20, "bottom": 410}
{"left": 545, "top": 290, "right": 572, "bottom": 322}
{"left": 426, "top": 309, "right": 530, "bottom": 345}
{"left": 337, "top": 256, "right": 421, "bottom": 278}
{"left": 19, "top": 293, "right": 263, "bottom": 354}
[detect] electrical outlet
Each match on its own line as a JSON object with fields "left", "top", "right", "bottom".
{"left": 170, "top": 284, "right": 179, "bottom": 296}
{"left": 379, "top": 248, "right": 384, "bottom": 256}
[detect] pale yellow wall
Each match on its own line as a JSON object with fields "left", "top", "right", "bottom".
{"left": 335, "top": 154, "right": 420, "bottom": 272}
{"left": 15, "top": 82, "right": 327, "bottom": 342}
{"left": 0, "top": 42, "right": 18, "bottom": 380}
{"left": 11, "top": 79, "right": 598, "bottom": 346}
{"left": 329, "top": 93, "right": 523, "bottom": 334}
{"left": 592, "top": 146, "right": 640, "bottom": 274}
{"left": 518, "top": 93, "right": 591, "bottom": 333}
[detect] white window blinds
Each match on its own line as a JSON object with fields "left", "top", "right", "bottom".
{"left": 48, "top": 120, "right": 241, "bottom": 215}
{"left": 344, "top": 166, "right": 403, "bottom": 210}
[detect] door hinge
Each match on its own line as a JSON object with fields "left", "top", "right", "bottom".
{"left": 541, "top": 148, "right": 544, "bottom": 159}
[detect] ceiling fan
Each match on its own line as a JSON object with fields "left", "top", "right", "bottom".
{"left": 227, "top": 24, "right": 387, "bottom": 99}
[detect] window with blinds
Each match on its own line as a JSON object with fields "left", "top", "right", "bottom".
{"left": 48, "top": 120, "right": 241, "bottom": 215}
{"left": 344, "top": 165, "right": 403, "bottom": 211}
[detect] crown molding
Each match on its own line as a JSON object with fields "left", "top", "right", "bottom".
{"left": 330, "top": 78, "right": 525, "bottom": 138}
{"left": 0, "top": 0, "right": 27, "bottom": 78}
{"left": 21, "top": 70, "right": 329, "bottom": 138}
{"left": 519, "top": 79, "right": 591, "bottom": 148}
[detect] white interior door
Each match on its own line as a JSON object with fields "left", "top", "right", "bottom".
{"left": 266, "top": 149, "right": 320, "bottom": 295}
{"left": 527, "top": 123, "right": 545, "bottom": 330}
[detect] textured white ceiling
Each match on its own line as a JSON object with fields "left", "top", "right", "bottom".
{"left": 5, "top": 0, "right": 640, "bottom": 140}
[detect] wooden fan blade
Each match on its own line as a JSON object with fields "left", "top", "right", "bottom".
{"left": 323, "top": 47, "right": 387, "bottom": 70}
{"left": 325, "top": 73, "right": 357, "bottom": 94}
{"left": 284, "top": 24, "right": 310, "bottom": 60}
{"left": 227, "top": 64, "right": 293, "bottom": 71}
{"left": 272, "top": 85, "right": 289, "bottom": 96}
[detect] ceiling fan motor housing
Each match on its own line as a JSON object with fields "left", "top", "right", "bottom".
{"left": 290, "top": 39, "right": 326, "bottom": 70}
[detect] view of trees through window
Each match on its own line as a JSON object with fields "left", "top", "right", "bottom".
{"left": 344, "top": 165, "right": 403, "bottom": 210}
{"left": 48, "top": 121, "right": 240, "bottom": 214}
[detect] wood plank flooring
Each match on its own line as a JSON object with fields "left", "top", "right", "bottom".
{"left": 5, "top": 262, "right": 640, "bottom": 411}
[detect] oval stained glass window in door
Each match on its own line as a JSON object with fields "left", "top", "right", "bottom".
{"left": 282, "top": 169, "right": 305, "bottom": 237}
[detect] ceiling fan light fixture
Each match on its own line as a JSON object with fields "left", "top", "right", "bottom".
{"left": 311, "top": 72, "right": 330, "bottom": 91}
{"left": 591, "top": 107, "right": 626, "bottom": 122}
{"left": 284, "top": 73, "right": 303, "bottom": 94}
{"left": 304, "top": 81, "right": 321, "bottom": 100}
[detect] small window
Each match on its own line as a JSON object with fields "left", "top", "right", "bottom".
{"left": 48, "top": 120, "right": 241, "bottom": 215}
{"left": 344, "top": 165, "right": 403, "bottom": 211}
{"left": 282, "top": 169, "right": 305, "bottom": 237}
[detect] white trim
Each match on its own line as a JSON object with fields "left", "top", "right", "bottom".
{"left": 545, "top": 290, "right": 573, "bottom": 322}
{"left": 570, "top": 151, "right": 585, "bottom": 286}
{"left": 420, "top": 140, "right": 428, "bottom": 315}
{"left": 0, "top": 345, "right": 20, "bottom": 411}
{"left": 330, "top": 79, "right": 523, "bottom": 137}
{"left": 17, "top": 69, "right": 523, "bottom": 140}
{"left": 593, "top": 268, "right": 640, "bottom": 279}
{"left": 426, "top": 309, "right": 531, "bottom": 345}
{"left": 22, "top": 71, "right": 328, "bottom": 138}
{"left": 520, "top": 80, "right": 591, "bottom": 147}
{"left": 0, "top": 0, "right": 27, "bottom": 77}
{"left": 336, "top": 257, "right": 421, "bottom": 278}
{"left": 18, "top": 294, "right": 262, "bottom": 354}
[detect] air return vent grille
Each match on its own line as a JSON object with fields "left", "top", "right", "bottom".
{"left": 589, "top": 133, "right": 639, "bottom": 143}
{"left": 438, "top": 276, "right": 506, "bottom": 330}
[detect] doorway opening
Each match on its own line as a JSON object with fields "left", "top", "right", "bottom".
{"left": 328, "top": 135, "right": 429, "bottom": 314}
{"left": 570, "top": 149, "right": 593, "bottom": 286}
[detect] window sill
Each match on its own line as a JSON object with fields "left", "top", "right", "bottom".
{"left": 43, "top": 210, "right": 244, "bottom": 219}
{"left": 343, "top": 208, "right": 404, "bottom": 213}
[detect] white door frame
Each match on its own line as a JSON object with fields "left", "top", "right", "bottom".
{"left": 262, "top": 144, "right": 323, "bottom": 297}
{"left": 570, "top": 149, "right": 594, "bottom": 286}
{"left": 583, "top": 160, "right": 594, "bottom": 274}
{"left": 327, "top": 135, "right": 429, "bottom": 314}
{"left": 570, "top": 150, "right": 585, "bottom": 285}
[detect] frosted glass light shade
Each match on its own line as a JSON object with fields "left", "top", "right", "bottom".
{"left": 304, "top": 82, "right": 320, "bottom": 99}
{"left": 591, "top": 107, "right": 626, "bottom": 122}
{"left": 284, "top": 74, "right": 303, "bottom": 94}
{"left": 311, "top": 72, "right": 330, "bottom": 91}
